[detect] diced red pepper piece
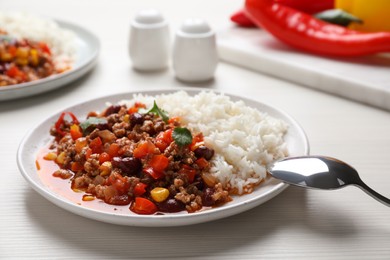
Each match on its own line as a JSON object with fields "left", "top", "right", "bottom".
{"left": 54, "top": 112, "right": 79, "bottom": 137}
{"left": 195, "top": 157, "right": 209, "bottom": 169}
{"left": 179, "top": 165, "right": 196, "bottom": 183}
{"left": 89, "top": 137, "right": 103, "bottom": 154}
{"left": 133, "top": 182, "right": 148, "bottom": 197}
{"left": 130, "top": 197, "right": 157, "bottom": 215}
{"left": 127, "top": 102, "right": 146, "bottom": 114}
{"left": 39, "top": 42, "right": 51, "bottom": 55}
{"left": 168, "top": 116, "right": 181, "bottom": 125}
{"left": 99, "top": 152, "right": 110, "bottom": 164}
{"left": 108, "top": 143, "right": 120, "bottom": 158}
{"left": 6, "top": 65, "right": 21, "bottom": 78}
{"left": 70, "top": 124, "right": 83, "bottom": 140}
{"left": 133, "top": 141, "right": 156, "bottom": 158}
{"left": 155, "top": 129, "right": 173, "bottom": 152}
{"left": 8, "top": 45, "right": 17, "bottom": 56}
{"left": 85, "top": 148, "right": 92, "bottom": 160}
{"left": 71, "top": 161, "right": 84, "bottom": 172}
{"left": 190, "top": 133, "right": 204, "bottom": 151}
{"left": 143, "top": 166, "right": 164, "bottom": 180}
{"left": 108, "top": 172, "right": 130, "bottom": 194}
{"left": 6, "top": 65, "right": 27, "bottom": 81}
{"left": 149, "top": 154, "right": 169, "bottom": 173}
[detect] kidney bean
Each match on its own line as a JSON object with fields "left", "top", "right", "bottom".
{"left": 130, "top": 113, "right": 144, "bottom": 125}
{"left": 104, "top": 105, "right": 122, "bottom": 116}
{"left": 157, "top": 198, "right": 186, "bottom": 213}
{"left": 194, "top": 146, "right": 214, "bottom": 160}
{"left": 112, "top": 156, "right": 142, "bottom": 176}
{"left": 201, "top": 187, "right": 216, "bottom": 206}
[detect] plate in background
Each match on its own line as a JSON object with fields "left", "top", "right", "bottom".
{"left": 0, "top": 19, "right": 99, "bottom": 101}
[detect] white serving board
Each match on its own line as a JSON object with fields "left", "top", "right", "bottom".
{"left": 217, "top": 26, "right": 390, "bottom": 111}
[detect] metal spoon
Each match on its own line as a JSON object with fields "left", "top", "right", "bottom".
{"left": 267, "top": 156, "right": 390, "bottom": 207}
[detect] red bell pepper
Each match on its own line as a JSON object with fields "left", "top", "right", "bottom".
{"left": 89, "top": 137, "right": 103, "bottom": 154}
{"left": 149, "top": 154, "right": 169, "bottom": 173}
{"left": 69, "top": 124, "right": 83, "bottom": 140}
{"left": 143, "top": 166, "right": 165, "bottom": 180}
{"left": 274, "top": 0, "right": 333, "bottom": 14}
{"left": 130, "top": 197, "right": 157, "bottom": 215}
{"left": 127, "top": 102, "right": 146, "bottom": 114}
{"left": 244, "top": 0, "right": 390, "bottom": 56}
{"left": 231, "top": 9, "right": 257, "bottom": 28}
{"left": 155, "top": 129, "right": 173, "bottom": 152}
{"left": 178, "top": 165, "right": 196, "bottom": 183}
{"left": 108, "top": 143, "right": 120, "bottom": 158}
{"left": 231, "top": 0, "right": 333, "bottom": 27}
{"left": 133, "top": 141, "right": 156, "bottom": 158}
{"left": 133, "top": 182, "right": 147, "bottom": 197}
{"left": 54, "top": 112, "right": 79, "bottom": 137}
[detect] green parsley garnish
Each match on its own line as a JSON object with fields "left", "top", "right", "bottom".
{"left": 172, "top": 127, "right": 193, "bottom": 147}
{"left": 147, "top": 101, "right": 169, "bottom": 122}
{"left": 79, "top": 117, "right": 108, "bottom": 134}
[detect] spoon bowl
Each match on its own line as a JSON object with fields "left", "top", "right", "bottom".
{"left": 267, "top": 156, "right": 390, "bottom": 207}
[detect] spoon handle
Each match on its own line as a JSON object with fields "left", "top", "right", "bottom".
{"left": 356, "top": 180, "right": 390, "bottom": 207}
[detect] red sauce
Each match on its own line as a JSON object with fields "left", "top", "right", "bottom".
{"left": 37, "top": 144, "right": 134, "bottom": 215}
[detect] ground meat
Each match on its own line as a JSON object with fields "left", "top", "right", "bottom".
{"left": 88, "top": 129, "right": 100, "bottom": 140}
{"left": 112, "top": 122, "right": 129, "bottom": 137}
{"left": 140, "top": 120, "right": 155, "bottom": 135}
{"left": 84, "top": 154, "right": 100, "bottom": 176}
{"left": 175, "top": 187, "right": 196, "bottom": 204}
{"left": 153, "top": 119, "right": 165, "bottom": 133}
{"left": 52, "top": 169, "right": 73, "bottom": 179}
{"left": 72, "top": 175, "right": 93, "bottom": 190}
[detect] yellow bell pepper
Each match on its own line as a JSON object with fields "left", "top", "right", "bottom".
{"left": 336, "top": 0, "right": 390, "bottom": 32}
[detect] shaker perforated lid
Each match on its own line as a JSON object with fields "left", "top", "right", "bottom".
{"left": 132, "top": 9, "right": 167, "bottom": 28}
{"left": 176, "top": 18, "right": 214, "bottom": 38}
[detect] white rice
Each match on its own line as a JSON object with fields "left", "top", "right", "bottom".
{"left": 120, "top": 91, "right": 289, "bottom": 195}
{"left": 0, "top": 12, "right": 76, "bottom": 71}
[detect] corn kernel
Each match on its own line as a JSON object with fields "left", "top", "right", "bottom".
{"left": 82, "top": 195, "right": 95, "bottom": 201}
{"left": 16, "top": 47, "right": 29, "bottom": 58}
{"left": 1, "top": 53, "right": 12, "bottom": 62}
{"left": 99, "top": 161, "right": 112, "bottom": 176}
{"left": 30, "top": 49, "right": 39, "bottom": 66}
{"left": 44, "top": 152, "right": 57, "bottom": 161}
{"left": 16, "top": 58, "right": 28, "bottom": 66}
{"left": 75, "top": 138, "right": 87, "bottom": 153}
{"left": 150, "top": 187, "right": 169, "bottom": 202}
{"left": 123, "top": 114, "right": 130, "bottom": 123}
{"left": 56, "top": 152, "right": 66, "bottom": 164}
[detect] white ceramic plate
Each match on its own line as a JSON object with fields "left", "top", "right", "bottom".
{"left": 17, "top": 89, "right": 309, "bottom": 227}
{"left": 0, "top": 19, "right": 99, "bottom": 101}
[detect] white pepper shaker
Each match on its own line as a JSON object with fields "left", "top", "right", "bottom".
{"left": 129, "top": 9, "right": 170, "bottom": 71}
{"left": 173, "top": 18, "right": 218, "bottom": 82}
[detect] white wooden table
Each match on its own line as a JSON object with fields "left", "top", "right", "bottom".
{"left": 2, "top": 0, "right": 390, "bottom": 259}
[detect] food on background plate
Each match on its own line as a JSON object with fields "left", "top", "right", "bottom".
{"left": 37, "top": 91, "right": 288, "bottom": 215}
{"left": 244, "top": 0, "right": 390, "bottom": 56}
{"left": 0, "top": 12, "right": 76, "bottom": 86}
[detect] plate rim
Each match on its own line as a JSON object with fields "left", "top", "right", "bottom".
{"left": 0, "top": 18, "right": 100, "bottom": 100}
{"left": 17, "top": 88, "right": 310, "bottom": 226}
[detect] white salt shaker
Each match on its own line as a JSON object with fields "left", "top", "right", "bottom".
{"left": 173, "top": 19, "right": 218, "bottom": 82}
{"left": 129, "top": 9, "right": 170, "bottom": 71}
